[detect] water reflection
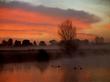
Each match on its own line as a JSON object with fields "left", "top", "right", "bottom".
{"left": 0, "top": 62, "right": 110, "bottom": 82}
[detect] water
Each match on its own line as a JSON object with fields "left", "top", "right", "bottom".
{"left": 0, "top": 57, "right": 110, "bottom": 82}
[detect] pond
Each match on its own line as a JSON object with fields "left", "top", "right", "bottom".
{"left": 0, "top": 57, "right": 110, "bottom": 82}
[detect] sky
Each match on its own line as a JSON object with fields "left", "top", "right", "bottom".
{"left": 0, "top": 0, "right": 110, "bottom": 42}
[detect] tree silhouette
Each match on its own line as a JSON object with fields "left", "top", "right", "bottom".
{"left": 58, "top": 20, "right": 76, "bottom": 41}
{"left": 39, "top": 41, "right": 47, "bottom": 46}
{"left": 49, "top": 40, "right": 57, "bottom": 45}
{"left": 22, "top": 39, "right": 31, "bottom": 46}
{"left": 14, "top": 40, "right": 21, "bottom": 47}
{"left": 33, "top": 41, "right": 37, "bottom": 46}
{"left": 82, "top": 39, "right": 89, "bottom": 44}
{"left": 58, "top": 20, "right": 78, "bottom": 55}
{"left": 1, "top": 40, "right": 7, "bottom": 46}
{"left": 95, "top": 36, "right": 104, "bottom": 44}
{"left": 100, "top": 37, "right": 104, "bottom": 44}
{"left": 7, "top": 38, "right": 13, "bottom": 46}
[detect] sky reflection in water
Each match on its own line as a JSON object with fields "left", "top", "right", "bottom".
{"left": 0, "top": 62, "right": 110, "bottom": 82}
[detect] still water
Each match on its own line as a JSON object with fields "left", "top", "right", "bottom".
{"left": 0, "top": 59, "right": 110, "bottom": 82}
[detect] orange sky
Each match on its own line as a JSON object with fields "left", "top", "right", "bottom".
{"left": 0, "top": 7, "right": 94, "bottom": 41}
{"left": 0, "top": 1, "right": 110, "bottom": 42}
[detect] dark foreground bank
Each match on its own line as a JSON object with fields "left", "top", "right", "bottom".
{"left": 0, "top": 49, "right": 55, "bottom": 64}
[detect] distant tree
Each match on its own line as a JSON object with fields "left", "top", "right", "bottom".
{"left": 39, "top": 41, "right": 47, "bottom": 46}
{"left": 14, "top": 40, "right": 21, "bottom": 47}
{"left": 95, "top": 36, "right": 99, "bottom": 44}
{"left": 83, "top": 39, "right": 89, "bottom": 44}
{"left": 95, "top": 36, "right": 104, "bottom": 44}
{"left": 49, "top": 40, "right": 57, "bottom": 46}
{"left": 1, "top": 40, "right": 7, "bottom": 46}
{"left": 33, "top": 41, "right": 37, "bottom": 46}
{"left": 58, "top": 20, "right": 78, "bottom": 55}
{"left": 74, "top": 39, "right": 81, "bottom": 44}
{"left": 100, "top": 37, "right": 104, "bottom": 44}
{"left": 22, "top": 39, "right": 31, "bottom": 46}
{"left": 7, "top": 38, "right": 13, "bottom": 46}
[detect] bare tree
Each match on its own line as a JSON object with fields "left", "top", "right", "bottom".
{"left": 58, "top": 20, "right": 76, "bottom": 41}
{"left": 58, "top": 20, "right": 78, "bottom": 55}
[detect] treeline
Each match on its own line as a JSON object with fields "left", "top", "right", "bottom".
{"left": 0, "top": 38, "right": 58, "bottom": 47}
{"left": 0, "top": 37, "right": 105, "bottom": 48}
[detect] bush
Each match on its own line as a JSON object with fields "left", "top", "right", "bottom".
{"left": 0, "top": 54, "right": 4, "bottom": 64}
{"left": 36, "top": 49, "right": 50, "bottom": 62}
{"left": 60, "top": 40, "right": 78, "bottom": 56}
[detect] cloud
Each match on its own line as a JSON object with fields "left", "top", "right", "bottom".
{"left": 0, "top": 1, "right": 102, "bottom": 40}
{"left": 0, "top": 1, "right": 100, "bottom": 24}
{"left": 98, "top": 0, "right": 110, "bottom": 4}
{"left": 0, "top": 19, "right": 55, "bottom": 27}
{"left": 77, "top": 33, "right": 96, "bottom": 41}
